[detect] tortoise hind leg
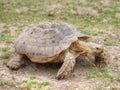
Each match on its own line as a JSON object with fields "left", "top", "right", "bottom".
{"left": 56, "top": 51, "right": 76, "bottom": 79}
{"left": 7, "top": 53, "right": 25, "bottom": 70}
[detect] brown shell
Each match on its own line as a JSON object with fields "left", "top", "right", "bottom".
{"left": 14, "top": 22, "right": 85, "bottom": 57}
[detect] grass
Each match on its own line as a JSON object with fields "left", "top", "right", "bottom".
{"left": 22, "top": 80, "right": 52, "bottom": 90}
{"left": 29, "top": 75, "right": 37, "bottom": 80}
{"left": 0, "top": 33, "right": 14, "bottom": 43}
{"left": 80, "top": 30, "right": 104, "bottom": 36}
{"left": 0, "top": 79, "right": 52, "bottom": 90}
{"left": 26, "top": 81, "right": 32, "bottom": 90}
{"left": 0, "top": 80, "right": 19, "bottom": 87}
{"left": 104, "top": 40, "right": 120, "bottom": 46}
{"left": 9, "top": 82, "right": 18, "bottom": 87}
{"left": 96, "top": 80, "right": 111, "bottom": 90}
{"left": 82, "top": 61, "right": 95, "bottom": 68}
{"left": 0, "top": 53, "right": 11, "bottom": 59}
{"left": 22, "top": 75, "right": 51, "bottom": 90}
{"left": 0, "top": 80, "right": 6, "bottom": 86}
{"left": 0, "top": 0, "right": 120, "bottom": 41}
{"left": 41, "top": 80, "right": 49, "bottom": 86}
{"left": 86, "top": 67, "right": 120, "bottom": 82}
{"left": 0, "top": 46, "right": 10, "bottom": 52}
{"left": 0, "top": 0, "right": 120, "bottom": 30}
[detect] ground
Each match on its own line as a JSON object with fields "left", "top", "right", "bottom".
{"left": 0, "top": 0, "right": 120, "bottom": 90}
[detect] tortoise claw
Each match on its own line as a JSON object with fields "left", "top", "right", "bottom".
{"left": 95, "top": 62, "right": 107, "bottom": 68}
{"left": 7, "top": 60, "right": 20, "bottom": 70}
{"left": 56, "top": 71, "right": 69, "bottom": 80}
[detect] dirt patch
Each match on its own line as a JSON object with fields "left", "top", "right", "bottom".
{"left": 47, "top": 4, "right": 63, "bottom": 10}
{"left": 71, "top": 7, "right": 98, "bottom": 16}
{"left": 116, "top": 13, "right": 120, "bottom": 18}
{"left": 15, "top": 7, "right": 29, "bottom": 13}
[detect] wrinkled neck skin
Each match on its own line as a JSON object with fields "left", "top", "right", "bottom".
{"left": 69, "top": 40, "right": 104, "bottom": 59}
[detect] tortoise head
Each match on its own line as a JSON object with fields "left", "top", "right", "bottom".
{"left": 87, "top": 42, "right": 104, "bottom": 56}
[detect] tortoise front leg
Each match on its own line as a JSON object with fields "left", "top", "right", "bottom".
{"left": 7, "top": 53, "right": 24, "bottom": 70}
{"left": 95, "top": 52, "right": 107, "bottom": 68}
{"left": 56, "top": 51, "right": 76, "bottom": 79}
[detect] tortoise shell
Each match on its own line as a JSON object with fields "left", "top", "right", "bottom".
{"left": 14, "top": 22, "right": 86, "bottom": 57}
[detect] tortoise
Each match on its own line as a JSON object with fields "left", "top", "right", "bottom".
{"left": 7, "top": 22, "right": 106, "bottom": 79}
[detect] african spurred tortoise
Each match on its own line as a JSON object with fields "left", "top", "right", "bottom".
{"left": 7, "top": 22, "right": 106, "bottom": 79}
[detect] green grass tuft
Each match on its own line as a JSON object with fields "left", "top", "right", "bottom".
{"left": 22, "top": 80, "right": 50, "bottom": 90}
{"left": 26, "top": 81, "right": 32, "bottom": 90}
{"left": 87, "top": 67, "right": 120, "bottom": 82}
{"left": 0, "top": 34, "right": 14, "bottom": 43}
{"left": 40, "top": 80, "right": 49, "bottom": 86}
{"left": 30, "top": 75, "right": 37, "bottom": 80}
{"left": 80, "top": 30, "right": 104, "bottom": 36}
{"left": 0, "top": 80, "right": 6, "bottom": 86}
{"left": 0, "top": 47, "right": 10, "bottom": 52}
{"left": 0, "top": 53, "right": 11, "bottom": 59}
{"left": 9, "top": 82, "right": 17, "bottom": 87}
{"left": 104, "top": 40, "right": 120, "bottom": 46}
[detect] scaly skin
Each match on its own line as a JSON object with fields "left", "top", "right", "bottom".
{"left": 7, "top": 53, "right": 24, "bottom": 70}
{"left": 56, "top": 50, "right": 76, "bottom": 79}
